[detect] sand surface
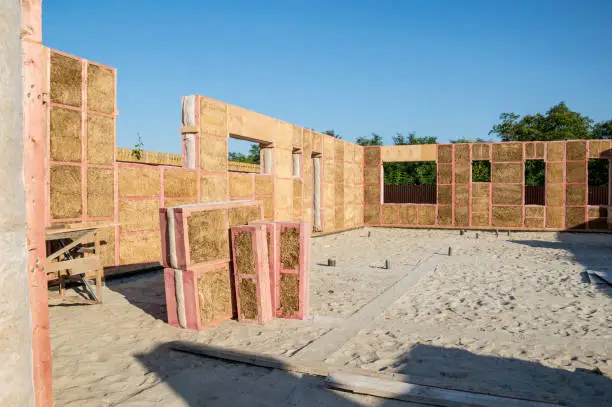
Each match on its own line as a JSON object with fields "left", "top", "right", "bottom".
{"left": 49, "top": 228, "right": 612, "bottom": 406}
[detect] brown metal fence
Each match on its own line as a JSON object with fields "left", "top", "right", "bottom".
{"left": 588, "top": 186, "right": 609, "bottom": 205}
{"left": 524, "top": 186, "right": 545, "bottom": 206}
{"left": 384, "top": 184, "right": 437, "bottom": 204}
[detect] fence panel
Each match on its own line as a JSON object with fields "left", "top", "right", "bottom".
{"left": 384, "top": 184, "right": 437, "bottom": 204}
{"left": 588, "top": 186, "right": 609, "bottom": 206}
{"left": 525, "top": 185, "right": 545, "bottom": 206}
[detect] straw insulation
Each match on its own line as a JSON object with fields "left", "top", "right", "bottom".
{"left": 87, "top": 63, "right": 115, "bottom": 114}
{"left": 492, "top": 206, "right": 522, "bottom": 227}
{"left": 492, "top": 143, "right": 522, "bottom": 162}
{"left": 187, "top": 209, "right": 229, "bottom": 264}
{"left": 50, "top": 52, "right": 82, "bottom": 107}
{"left": 438, "top": 205, "right": 452, "bottom": 225}
{"left": 382, "top": 206, "right": 398, "bottom": 224}
{"left": 87, "top": 115, "right": 114, "bottom": 165}
{"left": 228, "top": 204, "right": 261, "bottom": 228}
{"left": 197, "top": 265, "right": 233, "bottom": 325}
{"left": 279, "top": 273, "right": 299, "bottom": 316}
{"left": 364, "top": 147, "right": 381, "bottom": 165}
{"left": 50, "top": 165, "right": 82, "bottom": 219}
{"left": 164, "top": 170, "right": 197, "bottom": 198}
{"left": 50, "top": 107, "right": 81, "bottom": 162}
{"left": 364, "top": 205, "right": 380, "bottom": 224}
{"left": 418, "top": 205, "right": 436, "bottom": 225}
{"left": 119, "top": 199, "right": 159, "bottom": 232}
{"left": 119, "top": 231, "right": 161, "bottom": 264}
{"left": 566, "top": 207, "right": 586, "bottom": 229}
{"left": 229, "top": 173, "right": 253, "bottom": 199}
{"left": 437, "top": 145, "right": 452, "bottom": 163}
{"left": 87, "top": 168, "right": 114, "bottom": 217}
{"left": 119, "top": 166, "right": 160, "bottom": 197}
{"left": 399, "top": 205, "right": 418, "bottom": 225}
{"left": 493, "top": 184, "right": 523, "bottom": 205}
{"left": 200, "top": 174, "right": 227, "bottom": 202}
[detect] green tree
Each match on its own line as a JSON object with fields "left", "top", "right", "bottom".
{"left": 131, "top": 133, "right": 144, "bottom": 160}
{"left": 593, "top": 120, "right": 612, "bottom": 139}
{"left": 228, "top": 143, "right": 261, "bottom": 164}
{"left": 356, "top": 132, "right": 383, "bottom": 146}
{"left": 322, "top": 129, "right": 342, "bottom": 139}
{"left": 489, "top": 102, "right": 595, "bottom": 141}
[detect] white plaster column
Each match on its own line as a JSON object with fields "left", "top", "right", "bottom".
{"left": 0, "top": 1, "right": 35, "bottom": 405}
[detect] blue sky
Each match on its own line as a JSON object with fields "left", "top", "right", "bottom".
{"left": 43, "top": 0, "right": 612, "bottom": 154}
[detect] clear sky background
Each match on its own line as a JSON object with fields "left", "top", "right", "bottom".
{"left": 43, "top": 0, "right": 612, "bottom": 154}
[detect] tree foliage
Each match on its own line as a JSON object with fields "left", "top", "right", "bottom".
{"left": 228, "top": 143, "right": 261, "bottom": 164}
{"left": 322, "top": 129, "right": 342, "bottom": 139}
{"left": 355, "top": 132, "right": 383, "bottom": 146}
{"left": 131, "top": 133, "right": 144, "bottom": 160}
{"left": 488, "top": 102, "right": 607, "bottom": 141}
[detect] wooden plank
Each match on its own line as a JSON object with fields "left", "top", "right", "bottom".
{"left": 46, "top": 230, "right": 95, "bottom": 261}
{"left": 169, "top": 341, "right": 330, "bottom": 377}
{"left": 45, "top": 228, "right": 94, "bottom": 241}
{"left": 326, "top": 372, "right": 561, "bottom": 407}
{"left": 45, "top": 256, "right": 101, "bottom": 274}
{"left": 170, "top": 341, "right": 562, "bottom": 406}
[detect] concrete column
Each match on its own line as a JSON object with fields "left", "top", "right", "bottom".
{"left": 313, "top": 157, "right": 322, "bottom": 231}
{"left": 0, "top": 1, "right": 35, "bottom": 405}
{"left": 21, "top": 0, "right": 53, "bottom": 405}
{"left": 181, "top": 95, "right": 197, "bottom": 169}
{"left": 262, "top": 147, "right": 273, "bottom": 174}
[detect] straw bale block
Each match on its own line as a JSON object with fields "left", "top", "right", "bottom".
{"left": 437, "top": 205, "right": 452, "bottom": 226}
{"left": 164, "top": 169, "right": 197, "bottom": 198}
{"left": 165, "top": 198, "right": 197, "bottom": 208}
{"left": 229, "top": 173, "right": 254, "bottom": 199}
{"left": 276, "top": 222, "right": 310, "bottom": 319}
{"left": 438, "top": 185, "right": 452, "bottom": 205}
{"left": 119, "top": 165, "right": 160, "bottom": 197}
{"left": 492, "top": 183, "right": 522, "bottom": 205}
{"left": 566, "top": 184, "right": 586, "bottom": 206}
{"left": 50, "top": 107, "right": 81, "bottom": 162}
{"left": 87, "top": 115, "right": 114, "bottom": 165}
{"left": 472, "top": 197, "right": 489, "bottom": 213}
{"left": 200, "top": 173, "right": 227, "bottom": 203}
{"left": 566, "top": 141, "right": 586, "bottom": 161}
{"left": 472, "top": 143, "right": 490, "bottom": 161}
{"left": 525, "top": 143, "right": 535, "bottom": 159}
{"left": 455, "top": 184, "right": 469, "bottom": 205}
{"left": 588, "top": 206, "right": 607, "bottom": 219}
{"left": 381, "top": 205, "right": 398, "bottom": 225}
{"left": 50, "top": 165, "right": 82, "bottom": 219}
{"left": 399, "top": 205, "right": 418, "bottom": 225}
{"left": 566, "top": 207, "right": 586, "bottom": 229}
{"left": 454, "top": 144, "right": 470, "bottom": 162}
{"left": 492, "top": 206, "right": 522, "bottom": 227}
{"left": 455, "top": 206, "right": 469, "bottom": 226}
{"left": 525, "top": 206, "right": 544, "bottom": 218}
{"left": 364, "top": 204, "right": 380, "bottom": 224}
{"left": 119, "top": 230, "right": 161, "bottom": 265}
{"left": 231, "top": 225, "right": 272, "bottom": 324}
{"left": 471, "top": 183, "right": 490, "bottom": 198}
{"left": 364, "top": 147, "right": 381, "bottom": 165}
{"left": 255, "top": 175, "right": 274, "bottom": 195}
{"left": 547, "top": 142, "right": 564, "bottom": 162}
{"left": 492, "top": 163, "right": 522, "bottom": 183}
{"left": 437, "top": 145, "right": 452, "bottom": 164}
{"left": 438, "top": 164, "right": 452, "bottom": 184}
{"left": 119, "top": 199, "right": 160, "bottom": 232}
{"left": 87, "top": 63, "right": 115, "bottom": 114}
{"left": 566, "top": 161, "right": 586, "bottom": 183}
{"left": 472, "top": 212, "right": 489, "bottom": 227}
{"left": 50, "top": 52, "right": 82, "bottom": 106}
{"left": 200, "top": 135, "right": 227, "bottom": 172}
{"left": 546, "top": 162, "right": 564, "bottom": 183}
{"left": 492, "top": 143, "right": 523, "bottom": 162}
{"left": 418, "top": 205, "right": 436, "bottom": 225}
{"left": 525, "top": 218, "right": 545, "bottom": 229}
{"left": 87, "top": 168, "right": 114, "bottom": 217}
{"left": 546, "top": 184, "right": 564, "bottom": 206}
{"left": 546, "top": 207, "right": 564, "bottom": 228}
{"left": 364, "top": 185, "right": 381, "bottom": 204}
{"left": 535, "top": 143, "right": 545, "bottom": 159}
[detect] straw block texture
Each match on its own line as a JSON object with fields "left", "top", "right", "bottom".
{"left": 231, "top": 225, "right": 273, "bottom": 324}
{"left": 276, "top": 222, "right": 310, "bottom": 319}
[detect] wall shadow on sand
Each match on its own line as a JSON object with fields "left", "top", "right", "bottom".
{"left": 130, "top": 341, "right": 611, "bottom": 406}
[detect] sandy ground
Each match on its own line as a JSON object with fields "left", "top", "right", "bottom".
{"left": 49, "top": 228, "right": 612, "bottom": 406}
